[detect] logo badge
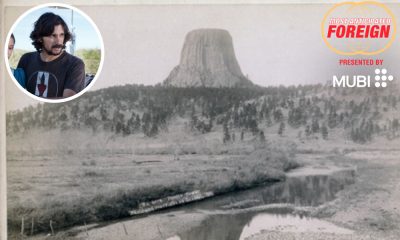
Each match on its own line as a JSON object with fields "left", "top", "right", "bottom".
{"left": 322, "top": 1, "right": 396, "bottom": 55}
{"left": 333, "top": 68, "right": 395, "bottom": 88}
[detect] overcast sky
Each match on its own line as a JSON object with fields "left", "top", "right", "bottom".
{"left": 88, "top": 4, "right": 336, "bottom": 89}
{"left": 5, "top": 3, "right": 400, "bottom": 111}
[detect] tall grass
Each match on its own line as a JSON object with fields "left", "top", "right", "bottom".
{"left": 8, "top": 141, "right": 299, "bottom": 236}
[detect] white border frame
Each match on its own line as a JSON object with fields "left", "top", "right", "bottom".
{"left": 3, "top": 2, "right": 105, "bottom": 103}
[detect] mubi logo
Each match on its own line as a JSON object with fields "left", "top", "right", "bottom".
{"left": 374, "top": 68, "right": 394, "bottom": 88}
{"left": 333, "top": 68, "right": 394, "bottom": 88}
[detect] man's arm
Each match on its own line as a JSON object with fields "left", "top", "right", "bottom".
{"left": 48, "top": 90, "right": 76, "bottom": 99}
{"left": 63, "top": 57, "right": 85, "bottom": 98}
{"left": 62, "top": 89, "right": 77, "bottom": 97}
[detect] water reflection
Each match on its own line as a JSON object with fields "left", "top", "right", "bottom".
{"left": 239, "top": 213, "right": 353, "bottom": 240}
{"left": 176, "top": 213, "right": 252, "bottom": 240}
{"left": 191, "top": 167, "right": 355, "bottom": 210}
{"left": 166, "top": 236, "right": 181, "bottom": 240}
{"left": 172, "top": 211, "right": 353, "bottom": 240}
{"left": 168, "top": 168, "right": 356, "bottom": 240}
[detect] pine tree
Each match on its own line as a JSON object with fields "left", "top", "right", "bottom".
{"left": 278, "top": 122, "right": 285, "bottom": 136}
{"left": 305, "top": 125, "right": 311, "bottom": 137}
{"left": 142, "top": 112, "right": 151, "bottom": 136}
{"left": 311, "top": 119, "right": 320, "bottom": 133}
{"left": 149, "top": 122, "right": 159, "bottom": 137}
{"left": 259, "top": 130, "right": 266, "bottom": 142}
{"left": 134, "top": 115, "right": 141, "bottom": 132}
{"left": 393, "top": 119, "right": 399, "bottom": 132}
{"left": 321, "top": 124, "right": 328, "bottom": 140}
{"left": 265, "top": 112, "right": 272, "bottom": 126}
{"left": 223, "top": 123, "right": 231, "bottom": 143}
{"left": 273, "top": 109, "right": 283, "bottom": 122}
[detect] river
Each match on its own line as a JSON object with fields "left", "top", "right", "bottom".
{"left": 73, "top": 165, "right": 356, "bottom": 240}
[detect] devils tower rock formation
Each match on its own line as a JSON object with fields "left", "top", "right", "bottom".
{"left": 164, "top": 29, "right": 253, "bottom": 87}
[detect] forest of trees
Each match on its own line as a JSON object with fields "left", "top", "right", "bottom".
{"left": 6, "top": 84, "right": 400, "bottom": 143}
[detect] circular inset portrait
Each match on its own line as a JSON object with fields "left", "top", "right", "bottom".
{"left": 5, "top": 3, "right": 104, "bottom": 103}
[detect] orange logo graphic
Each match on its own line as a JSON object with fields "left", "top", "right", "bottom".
{"left": 322, "top": 1, "right": 396, "bottom": 55}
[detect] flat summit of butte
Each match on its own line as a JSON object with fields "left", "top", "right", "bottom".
{"left": 164, "top": 29, "right": 253, "bottom": 88}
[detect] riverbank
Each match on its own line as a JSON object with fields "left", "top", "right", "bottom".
{"left": 9, "top": 130, "right": 400, "bottom": 239}
{"left": 65, "top": 161, "right": 356, "bottom": 240}
{"left": 7, "top": 130, "right": 299, "bottom": 238}
{"left": 248, "top": 146, "right": 400, "bottom": 240}
{"left": 60, "top": 143, "right": 400, "bottom": 240}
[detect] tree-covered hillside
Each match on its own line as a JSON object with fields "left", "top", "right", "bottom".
{"left": 6, "top": 84, "right": 400, "bottom": 143}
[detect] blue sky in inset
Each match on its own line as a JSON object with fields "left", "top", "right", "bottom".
{"left": 11, "top": 6, "right": 101, "bottom": 51}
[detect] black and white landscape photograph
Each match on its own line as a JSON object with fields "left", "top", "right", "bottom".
{"left": 4, "top": 3, "right": 400, "bottom": 240}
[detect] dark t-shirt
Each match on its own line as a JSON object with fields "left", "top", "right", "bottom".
{"left": 17, "top": 51, "right": 85, "bottom": 98}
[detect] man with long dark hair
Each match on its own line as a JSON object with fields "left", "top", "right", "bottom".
{"left": 17, "top": 12, "right": 85, "bottom": 98}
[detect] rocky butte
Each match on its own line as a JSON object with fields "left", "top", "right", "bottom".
{"left": 164, "top": 29, "right": 253, "bottom": 87}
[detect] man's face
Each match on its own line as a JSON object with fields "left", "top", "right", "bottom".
{"left": 8, "top": 37, "right": 14, "bottom": 59}
{"left": 41, "top": 24, "right": 65, "bottom": 56}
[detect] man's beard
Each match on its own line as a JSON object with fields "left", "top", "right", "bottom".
{"left": 43, "top": 44, "right": 65, "bottom": 56}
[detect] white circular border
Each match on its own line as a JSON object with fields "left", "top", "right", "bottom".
{"left": 4, "top": 3, "right": 105, "bottom": 103}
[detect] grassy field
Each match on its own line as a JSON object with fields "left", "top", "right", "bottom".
{"left": 9, "top": 113, "right": 400, "bottom": 239}
{"left": 64, "top": 139, "right": 400, "bottom": 240}
{"left": 7, "top": 122, "right": 299, "bottom": 237}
